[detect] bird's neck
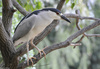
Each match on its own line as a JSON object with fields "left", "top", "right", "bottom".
{"left": 38, "top": 11, "right": 54, "bottom": 22}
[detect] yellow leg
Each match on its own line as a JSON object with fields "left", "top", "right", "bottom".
{"left": 30, "top": 39, "right": 46, "bottom": 58}
{"left": 26, "top": 42, "right": 36, "bottom": 65}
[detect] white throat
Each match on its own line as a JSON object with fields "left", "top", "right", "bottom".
{"left": 38, "top": 11, "right": 54, "bottom": 21}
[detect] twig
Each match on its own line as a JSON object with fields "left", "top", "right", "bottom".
{"left": 64, "top": 14, "right": 100, "bottom": 21}
{"left": 74, "top": 10, "right": 100, "bottom": 44}
{"left": 70, "top": 43, "right": 81, "bottom": 46}
{"left": 75, "top": 9, "right": 80, "bottom": 30}
{"left": 76, "top": 35, "right": 85, "bottom": 43}
{"left": 85, "top": 34, "right": 100, "bottom": 37}
{"left": 12, "top": 0, "right": 29, "bottom": 16}
{"left": 74, "top": 10, "right": 85, "bottom": 48}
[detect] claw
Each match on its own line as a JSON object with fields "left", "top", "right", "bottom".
{"left": 40, "top": 48, "right": 46, "bottom": 58}
{"left": 27, "top": 57, "right": 36, "bottom": 65}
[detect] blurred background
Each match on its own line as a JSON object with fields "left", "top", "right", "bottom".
{"left": 0, "top": 0, "right": 100, "bottom": 69}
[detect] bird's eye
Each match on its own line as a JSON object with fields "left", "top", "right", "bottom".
{"left": 56, "top": 12, "right": 59, "bottom": 15}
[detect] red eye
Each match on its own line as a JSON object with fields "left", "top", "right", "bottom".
{"left": 56, "top": 12, "right": 59, "bottom": 15}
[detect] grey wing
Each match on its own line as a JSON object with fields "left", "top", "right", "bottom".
{"left": 13, "top": 17, "right": 36, "bottom": 42}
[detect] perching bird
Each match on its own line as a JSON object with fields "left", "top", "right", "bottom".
{"left": 13, "top": 8, "right": 71, "bottom": 65}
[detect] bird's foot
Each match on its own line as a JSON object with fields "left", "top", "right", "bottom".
{"left": 38, "top": 48, "right": 46, "bottom": 58}
{"left": 30, "top": 39, "right": 46, "bottom": 58}
{"left": 27, "top": 57, "right": 36, "bottom": 66}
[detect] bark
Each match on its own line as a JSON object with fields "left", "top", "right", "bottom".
{"left": 12, "top": 0, "right": 29, "bottom": 16}
{"left": 0, "top": 0, "right": 18, "bottom": 69}
{"left": 2, "top": 0, "right": 16, "bottom": 37}
{"left": 0, "top": 18, "right": 18, "bottom": 69}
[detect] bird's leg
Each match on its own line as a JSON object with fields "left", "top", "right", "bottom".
{"left": 30, "top": 39, "right": 46, "bottom": 58}
{"left": 26, "top": 42, "right": 36, "bottom": 65}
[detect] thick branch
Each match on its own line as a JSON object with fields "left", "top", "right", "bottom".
{"left": 0, "top": 18, "right": 17, "bottom": 69}
{"left": 1, "top": 0, "right": 18, "bottom": 69}
{"left": 12, "top": 0, "right": 29, "bottom": 16}
{"left": 2, "top": 0, "right": 16, "bottom": 37}
{"left": 17, "top": 20, "right": 100, "bottom": 69}
{"left": 57, "top": 0, "right": 65, "bottom": 10}
{"left": 16, "top": 0, "right": 66, "bottom": 57}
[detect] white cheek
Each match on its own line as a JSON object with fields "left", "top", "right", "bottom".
{"left": 55, "top": 15, "right": 61, "bottom": 19}
{"left": 48, "top": 11, "right": 61, "bottom": 19}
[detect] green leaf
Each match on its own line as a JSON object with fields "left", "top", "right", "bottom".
{"left": 80, "top": 24, "right": 83, "bottom": 29}
{"left": 66, "top": 0, "right": 69, "bottom": 4}
{"left": 74, "top": 0, "right": 78, "bottom": 4}
{"left": 71, "top": 3, "right": 75, "bottom": 9}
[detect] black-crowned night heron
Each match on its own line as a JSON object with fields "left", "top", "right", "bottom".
{"left": 13, "top": 8, "right": 71, "bottom": 65}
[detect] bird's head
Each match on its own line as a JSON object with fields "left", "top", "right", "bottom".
{"left": 41, "top": 8, "right": 71, "bottom": 23}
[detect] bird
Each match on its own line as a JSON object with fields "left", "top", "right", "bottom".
{"left": 13, "top": 8, "right": 71, "bottom": 65}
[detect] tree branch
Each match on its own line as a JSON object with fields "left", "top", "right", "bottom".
{"left": 57, "top": 0, "right": 65, "bottom": 10}
{"left": 1, "top": 0, "right": 18, "bottom": 69}
{"left": 0, "top": 17, "right": 17, "bottom": 69}
{"left": 74, "top": 10, "right": 100, "bottom": 43}
{"left": 65, "top": 12, "right": 100, "bottom": 43}
{"left": 75, "top": 10, "right": 85, "bottom": 45}
{"left": 84, "top": 34, "right": 100, "bottom": 37}
{"left": 0, "top": 18, "right": 1, "bottom": 22}
{"left": 2, "top": 0, "right": 16, "bottom": 37}
{"left": 65, "top": 13, "right": 100, "bottom": 21}
{"left": 17, "top": 20, "right": 100, "bottom": 69}
{"left": 12, "top": 0, "right": 29, "bottom": 16}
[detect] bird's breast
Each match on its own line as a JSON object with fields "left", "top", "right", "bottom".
{"left": 28, "top": 16, "right": 53, "bottom": 39}
{"left": 33, "top": 24, "right": 48, "bottom": 35}
{"left": 30, "top": 20, "right": 52, "bottom": 38}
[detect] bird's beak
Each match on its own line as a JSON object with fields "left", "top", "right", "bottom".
{"left": 60, "top": 15, "right": 71, "bottom": 23}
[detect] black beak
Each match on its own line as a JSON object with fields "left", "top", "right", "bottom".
{"left": 61, "top": 15, "right": 71, "bottom": 23}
